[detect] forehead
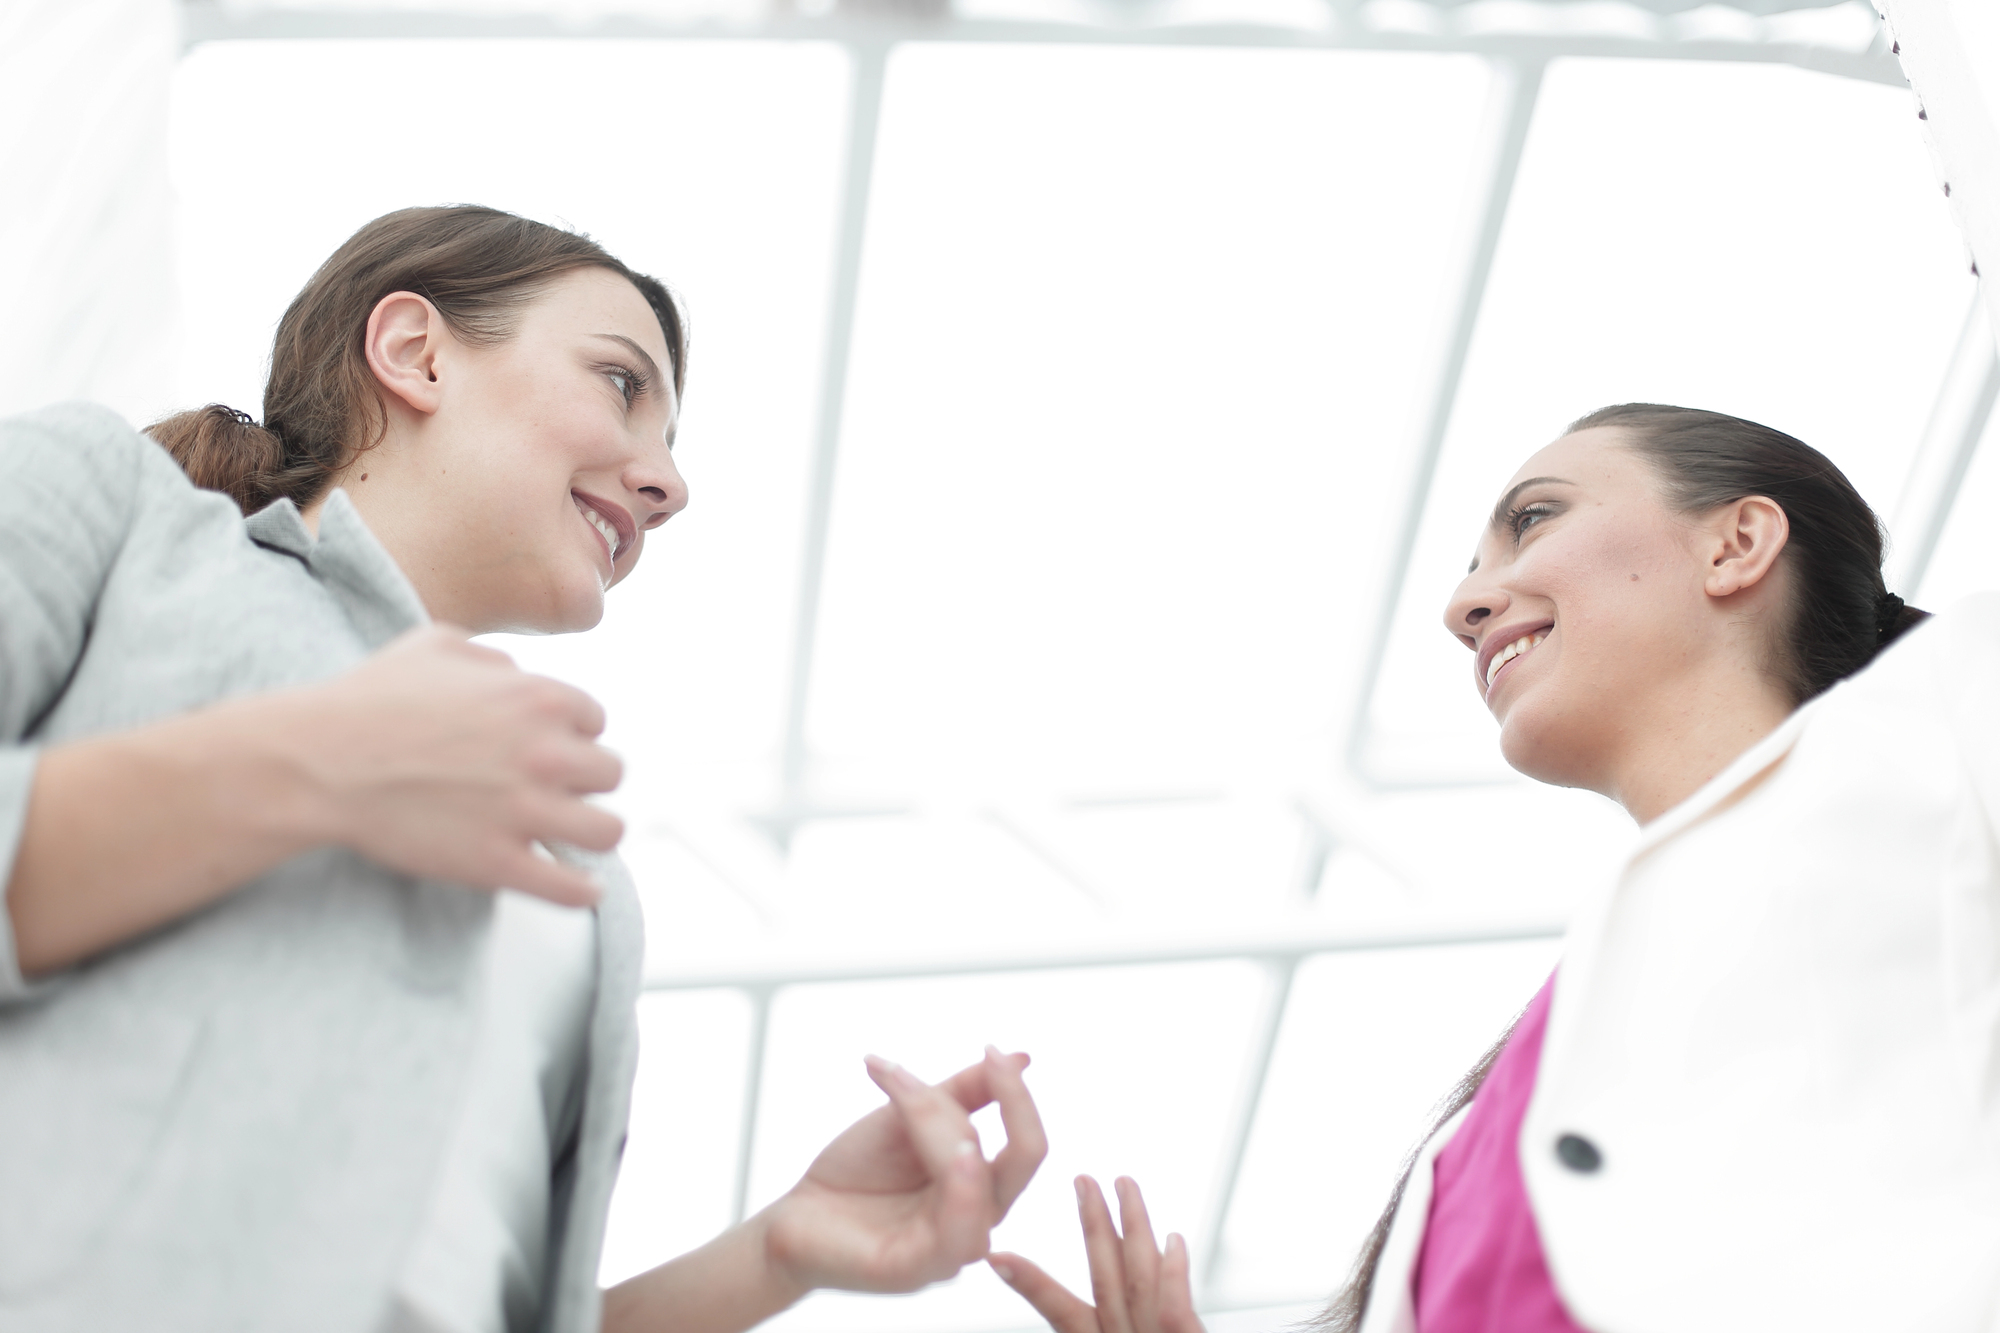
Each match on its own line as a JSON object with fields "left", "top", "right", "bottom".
{"left": 522, "top": 266, "right": 674, "bottom": 369}
{"left": 1500, "top": 425, "right": 1641, "bottom": 493}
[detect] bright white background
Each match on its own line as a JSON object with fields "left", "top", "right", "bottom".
{"left": 167, "top": 33, "right": 1977, "bottom": 1329}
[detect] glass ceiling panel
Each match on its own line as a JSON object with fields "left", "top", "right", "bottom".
{"left": 1362, "top": 56, "right": 1973, "bottom": 783}
{"left": 809, "top": 43, "right": 1492, "bottom": 804}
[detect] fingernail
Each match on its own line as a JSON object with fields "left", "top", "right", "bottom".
{"left": 864, "top": 1054, "right": 900, "bottom": 1078}
{"left": 1074, "top": 1176, "right": 1088, "bottom": 1199}
{"left": 984, "top": 1043, "right": 1001, "bottom": 1061}
{"left": 989, "top": 1256, "right": 1016, "bottom": 1283}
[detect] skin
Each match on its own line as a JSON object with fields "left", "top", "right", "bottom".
{"left": 1441, "top": 426, "right": 1796, "bottom": 825}
{"left": 997, "top": 426, "right": 1803, "bottom": 1333}
{"left": 5, "top": 267, "right": 1047, "bottom": 1332}
{"left": 319, "top": 266, "right": 687, "bottom": 632}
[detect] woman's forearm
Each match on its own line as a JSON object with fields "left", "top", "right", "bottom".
{"left": 5, "top": 625, "right": 623, "bottom": 979}
{"left": 601, "top": 1211, "right": 809, "bottom": 1333}
{"left": 7, "top": 690, "right": 332, "bottom": 977}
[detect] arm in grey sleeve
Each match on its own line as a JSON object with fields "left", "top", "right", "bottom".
{"left": 0, "top": 403, "right": 145, "bottom": 999}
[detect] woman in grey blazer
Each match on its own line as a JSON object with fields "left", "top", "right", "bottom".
{"left": 0, "top": 205, "right": 1044, "bottom": 1333}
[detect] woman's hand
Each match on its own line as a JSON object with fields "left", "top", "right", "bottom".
{"left": 301, "top": 624, "right": 622, "bottom": 906}
{"left": 9, "top": 624, "right": 619, "bottom": 975}
{"left": 991, "top": 1176, "right": 1206, "bottom": 1333}
{"left": 763, "top": 1045, "right": 1047, "bottom": 1293}
{"left": 603, "top": 1047, "right": 1047, "bottom": 1333}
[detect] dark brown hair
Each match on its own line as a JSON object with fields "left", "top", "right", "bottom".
{"left": 150, "top": 205, "right": 687, "bottom": 513}
{"left": 1311, "top": 403, "right": 1927, "bottom": 1330}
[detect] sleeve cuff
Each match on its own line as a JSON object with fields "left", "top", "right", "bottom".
{"left": 0, "top": 747, "right": 58, "bottom": 1003}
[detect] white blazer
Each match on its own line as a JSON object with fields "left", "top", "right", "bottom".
{"left": 1362, "top": 594, "right": 2000, "bottom": 1333}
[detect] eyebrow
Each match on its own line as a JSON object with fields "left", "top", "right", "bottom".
{"left": 1488, "top": 476, "right": 1573, "bottom": 531}
{"left": 1467, "top": 476, "right": 1574, "bottom": 573}
{"left": 590, "top": 333, "right": 663, "bottom": 389}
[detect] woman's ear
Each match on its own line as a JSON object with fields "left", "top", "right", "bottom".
{"left": 363, "top": 292, "right": 447, "bottom": 418}
{"left": 1703, "top": 495, "right": 1789, "bottom": 599}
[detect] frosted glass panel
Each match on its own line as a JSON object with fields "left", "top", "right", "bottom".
{"left": 809, "top": 44, "right": 1493, "bottom": 800}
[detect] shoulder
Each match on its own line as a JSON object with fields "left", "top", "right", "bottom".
{"left": 1816, "top": 595, "right": 2000, "bottom": 777}
{"left": 2, "top": 401, "right": 153, "bottom": 470}
{"left": 0, "top": 401, "right": 178, "bottom": 514}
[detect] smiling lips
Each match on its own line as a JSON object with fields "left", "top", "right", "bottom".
{"left": 1482, "top": 628, "right": 1550, "bottom": 694}
{"left": 573, "top": 493, "right": 631, "bottom": 569}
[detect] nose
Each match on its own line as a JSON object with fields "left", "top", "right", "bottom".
{"left": 629, "top": 451, "right": 689, "bottom": 529}
{"left": 1442, "top": 574, "right": 1508, "bottom": 651}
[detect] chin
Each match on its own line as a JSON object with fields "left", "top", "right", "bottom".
{"left": 491, "top": 584, "right": 606, "bottom": 636}
{"left": 546, "top": 596, "right": 606, "bottom": 635}
{"left": 1495, "top": 699, "right": 1584, "bottom": 789}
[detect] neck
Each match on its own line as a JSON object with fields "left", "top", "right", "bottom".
{"left": 1603, "top": 667, "right": 1794, "bottom": 825}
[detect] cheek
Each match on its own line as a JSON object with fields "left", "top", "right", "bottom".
{"left": 1533, "top": 522, "right": 1701, "bottom": 675}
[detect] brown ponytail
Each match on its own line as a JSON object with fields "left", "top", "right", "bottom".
{"left": 151, "top": 405, "right": 292, "bottom": 512}
{"left": 149, "top": 205, "right": 687, "bottom": 514}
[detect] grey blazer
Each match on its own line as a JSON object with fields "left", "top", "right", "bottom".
{"left": 0, "top": 403, "right": 644, "bottom": 1333}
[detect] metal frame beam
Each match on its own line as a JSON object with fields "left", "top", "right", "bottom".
{"left": 767, "top": 39, "right": 891, "bottom": 847}
{"left": 1887, "top": 291, "right": 2000, "bottom": 599}
{"left": 1344, "top": 56, "right": 1544, "bottom": 788}
{"left": 654, "top": 916, "right": 1566, "bottom": 1261}
{"left": 176, "top": 4, "right": 1904, "bottom": 87}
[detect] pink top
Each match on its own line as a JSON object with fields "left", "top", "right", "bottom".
{"left": 1412, "top": 973, "right": 1590, "bottom": 1333}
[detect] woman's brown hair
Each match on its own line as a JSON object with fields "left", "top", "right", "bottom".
{"left": 150, "top": 205, "right": 688, "bottom": 513}
{"left": 1310, "top": 404, "right": 1927, "bottom": 1330}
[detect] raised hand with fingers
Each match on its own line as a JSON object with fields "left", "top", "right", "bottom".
{"left": 762, "top": 1044, "right": 1048, "bottom": 1294}
{"left": 990, "top": 1175, "right": 1207, "bottom": 1333}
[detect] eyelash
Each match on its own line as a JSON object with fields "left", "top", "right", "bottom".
{"left": 1505, "top": 502, "right": 1557, "bottom": 539}
{"left": 605, "top": 362, "right": 651, "bottom": 407}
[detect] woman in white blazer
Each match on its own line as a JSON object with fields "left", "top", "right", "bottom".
{"left": 993, "top": 403, "right": 2000, "bottom": 1332}
{"left": 0, "top": 205, "right": 1044, "bottom": 1333}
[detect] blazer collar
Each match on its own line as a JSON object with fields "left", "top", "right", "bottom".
{"left": 244, "top": 490, "right": 429, "bottom": 649}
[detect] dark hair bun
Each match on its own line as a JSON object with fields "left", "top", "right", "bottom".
{"left": 1877, "top": 592, "right": 1930, "bottom": 648}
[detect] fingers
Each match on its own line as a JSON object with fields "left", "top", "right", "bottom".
{"left": 1115, "top": 1178, "right": 1161, "bottom": 1332}
{"left": 936, "top": 1048, "right": 1032, "bottom": 1113}
{"left": 989, "top": 1253, "right": 1103, "bottom": 1333}
{"left": 864, "top": 1056, "right": 994, "bottom": 1269}
{"left": 493, "top": 846, "right": 604, "bottom": 907}
{"left": 895, "top": 1049, "right": 1044, "bottom": 1217}
{"left": 1077, "top": 1176, "right": 1135, "bottom": 1333}
{"left": 526, "top": 792, "right": 625, "bottom": 852}
{"left": 543, "top": 677, "right": 608, "bottom": 739}
{"left": 527, "top": 736, "right": 624, "bottom": 796}
{"left": 984, "top": 1045, "right": 1048, "bottom": 1215}
{"left": 1159, "top": 1234, "right": 1206, "bottom": 1333}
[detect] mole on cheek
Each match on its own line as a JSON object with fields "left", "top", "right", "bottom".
{"left": 1629, "top": 573, "right": 1639, "bottom": 581}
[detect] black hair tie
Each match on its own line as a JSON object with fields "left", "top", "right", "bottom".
{"left": 1876, "top": 591, "right": 1907, "bottom": 643}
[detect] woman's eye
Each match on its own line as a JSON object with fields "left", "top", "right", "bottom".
{"left": 607, "top": 370, "right": 632, "bottom": 403}
{"left": 1508, "top": 503, "right": 1555, "bottom": 538}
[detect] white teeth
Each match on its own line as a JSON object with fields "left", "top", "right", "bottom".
{"left": 579, "top": 503, "right": 619, "bottom": 558}
{"left": 1484, "top": 631, "right": 1548, "bottom": 689}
